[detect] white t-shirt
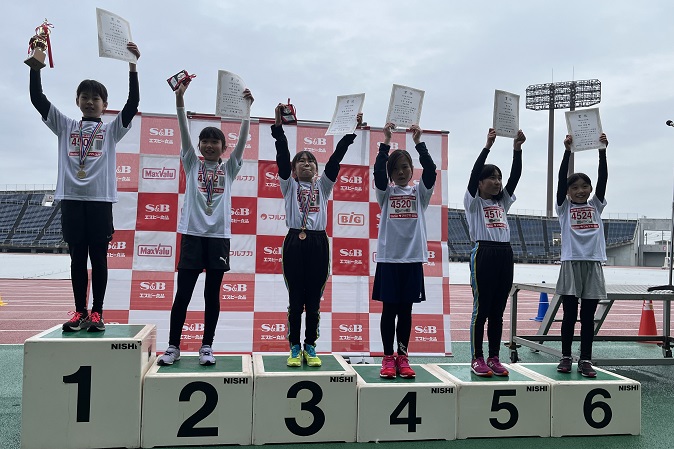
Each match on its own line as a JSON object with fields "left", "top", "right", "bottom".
{"left": 557, "top": 195, "right": 607, "bottom": 261}
{"left": 463, "top": 189, "right": 516, "bottom": 243}
{"left": 280, "top": 174, "right": 334, "bottom": 231}
{"left": 176, "top": 107, "right": 244, "bottom": 238}
{"left": 375, "top": 181, "right": 434, "bottom": 263}
{"left": 44, "top": 105, "right": 130, "bottom": 202}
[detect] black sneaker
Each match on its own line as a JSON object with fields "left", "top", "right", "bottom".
{"left": 557, "top": 356, "right": 572, "bottom": 373}
{"left": 62, "top": 311, "right": 89, "bottom": 332}
{"left": 87, "top": 312, "right": 106, "bottom": 332}
{"left": 577, "top": 360, "right": 597, "bottom": 378}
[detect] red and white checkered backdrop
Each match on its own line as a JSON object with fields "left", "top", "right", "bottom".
{"left": 99, "top": 110, "right": 452, "bottom": 356}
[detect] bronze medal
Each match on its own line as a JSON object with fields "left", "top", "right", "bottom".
{"left": 298, "top": 231, "right": 307, "bottom": 240}
{"left": 205, "top": 207, "right": 213, "bottom": 216}
{"left": 77, "top": 169, "right": 86, "bottom": 179}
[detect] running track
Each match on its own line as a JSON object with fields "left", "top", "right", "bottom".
{"left": 0, "top": 279, "right": 656, "bottom": 345}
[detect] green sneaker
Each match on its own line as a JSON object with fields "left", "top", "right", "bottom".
{"left": 287, "top": 344, "right": 302, "bottom": 367}
{"left": 303, "top": 344, "right": 322, "bottom": 367}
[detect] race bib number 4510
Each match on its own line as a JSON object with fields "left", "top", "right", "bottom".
{"left": 483, "top": 205, "right": 506, "bottom": 228}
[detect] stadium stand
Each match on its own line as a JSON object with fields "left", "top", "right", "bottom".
{"left": 0, "top": 190, "right": 66, "bottom": 252}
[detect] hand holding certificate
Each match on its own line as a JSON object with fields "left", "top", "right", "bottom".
{"left": 216, "top": 70, "right": 251, "bottom": 119}
{"left": 385, "top": 84, "right": 424, "bottom": 130}
{"left": 493, "top": 90, "right": 520, "bottom": 138}
{"left": 326, "top": 93, "right": 365, "bottom": 135}
{"left": 565, "top": 108, "right": 606, "bottom": 152}
{"left": 96, "top": 8, "right": 137, "bottom": 63}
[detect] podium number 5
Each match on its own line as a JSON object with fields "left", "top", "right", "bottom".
{"left": 63, "top": 366, "right": 92, "bottom": 422}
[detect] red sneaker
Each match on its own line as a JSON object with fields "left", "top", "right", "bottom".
{"left": 395, "top": 355, "right": 416, "bottom": 378}
{"left": 380, "top": 355, "right": 396, "bottom": 378}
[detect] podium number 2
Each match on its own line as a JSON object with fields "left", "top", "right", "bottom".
{"left": 63, "top": 365, "right": 92, "bottom": 423}
{"left": 177, "top": 382, "right": 219, "bottom": 437}
{"left": 285, "top": 381, "right": 325, "bottom": 436}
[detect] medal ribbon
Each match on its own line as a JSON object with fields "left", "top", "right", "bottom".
{"left": 297, "top": 181, "right": 316, "bottom": 230}
{"left": 78, "top": 121, "right": 103, "bottom": 167}
{"left": 201, "top": 161, "right": 216, "bottom": 206}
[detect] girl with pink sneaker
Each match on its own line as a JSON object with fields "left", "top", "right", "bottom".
{"left": 372, "top": 123, "right": 436, "bottom": 379}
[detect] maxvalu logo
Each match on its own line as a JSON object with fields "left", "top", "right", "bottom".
{"left": 142, "top": 167, "right": 176, "bottom": 179}
{"left": 137, "top": 244, "right": 173, "bottom": 257}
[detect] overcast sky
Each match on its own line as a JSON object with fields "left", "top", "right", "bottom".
{"left": 3, "top": 0, "right": 674, "bottom": 219}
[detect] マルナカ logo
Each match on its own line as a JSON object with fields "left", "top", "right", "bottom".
{"left": 230, "top": 250, "right": 253, "bottom": 257}
{"left": 338, "top": 212, "right": 365, "bottom": 226}
{"left": 149, "top": 128, "right": 175, "bottom": 136}
{"left": 339, "top": 248, "right": 363, "bottom": 257}
{"left": 137, "top": 244, "right": 173, "bottom": 257}
{"left": 304, "top": 137, "right": 327, "bottom": 146}
{"left": 339, "top": 175, "right": 363, "bottom": 184}
{"left": 231, "top": 207, "right": 251, "bottom": 216}
{"left": 108, "top": 241, "right": 127, "bottom": 250}
{"left": 263, "top": 246, "right": 282, "bottom": 255}
{"left": 183, "top": 323, "right": 204, "bottom": 331}
{"left": 414, "top": 325, "right": 437, "bottom": 334}
{"left": 145, "top": 204, "right": 171, "bottom": 213}
{"left": 261, "top": 323, "right": 285, "bottom": 332}
{"left": 222, "top": 283, "right": 247, "bottom": 292}
{"left": 116, "top": 165, "right": 132, "bottom": 174}
{"left": 260, "top": 213, "right": 285, "bottom": 221}
{"left": 142, "top": 167, "right": 177, "bottom": 180}
{"left": 139, "top": 281, "right": 166, "bottom": 291}
{"left": 338, "top": 324, "right": 363, "bottom": 333}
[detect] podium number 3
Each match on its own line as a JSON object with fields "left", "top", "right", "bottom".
{"left": 63, "top": 366, "right": 92, "bottom": 422}
{"left": 285, "top": 381, "right": 326, "bottom": 436}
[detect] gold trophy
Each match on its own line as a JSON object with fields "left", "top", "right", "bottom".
{"left": 25, "top": 20, "right": 53, "bottom": 70}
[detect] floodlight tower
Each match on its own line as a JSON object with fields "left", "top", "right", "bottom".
{"left": 525, "top": 79, "right": 601, "bottom": 217}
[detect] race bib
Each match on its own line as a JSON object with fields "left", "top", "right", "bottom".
{"left": 388, "top": 194, "right": 418, "bottom": 219}
{"left": 482, "top": 205, "right": 507, "bottom": 228}
{"left": 570, "top": 206, "right": 599, "bottom": 229}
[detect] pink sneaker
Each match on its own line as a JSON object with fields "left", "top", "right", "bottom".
{"left": 395, "top": 355, "right": 416, "bottom": 378}
{"left": 380, "top": 355, "right": 396, "bottom": 378}
{"left": 471, "top": 356, "right": 493, "bottom": 377}
{"left": 486, "top": 356, "right": 509, "bottom": 376}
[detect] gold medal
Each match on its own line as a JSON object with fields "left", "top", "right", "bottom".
{"left": 77, "top": 169, "right": 86, "bottom": 179}
{"left": 205, "top": 207, "right": 213, "bottom": 216}
{"left": 298, "top": 231, "right": 307, "bottom": 240}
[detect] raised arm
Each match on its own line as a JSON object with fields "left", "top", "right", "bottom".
{"left": 556, "top": 135, "right": 572, "bottom": 206}
{"left": 174, "top": 83, "right": 192, "bottom": 158}
{"left": 271, "top": 103, "right": 291, "bottom": 180}
{"left": 374, "top": 122, "right": 395, "bottom": 191}
{"left": 29, "top": 68, "right": 51, "bottom": 120}
{"left": 467, "top": 128, "right": 496, "bottom": 196}
{"left": 324, "top": 112, "right": 362, "bottom": 181}
{"left": 410, "top": 125, "right": 436, "bottom": 189}
{"left": 595, "top": 133, "right": 609, "bottom": 202}
{"left": 121, "top": 42, "right": 141, "bottom": 128}
{"left": 504, "top": 129, "right": 525, "bottom": 196}
{"left": 229, "top": 88, "right": 254, "bottom": 164}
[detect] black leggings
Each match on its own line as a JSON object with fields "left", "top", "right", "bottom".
{"left": 380, "top": 302, "right": 414, "bottom": 356}
{"left": 168, "top": 268, "right": 225, "bottom": 348}
{"left": 561, "top": 295, "right": 599, "bottom": 360}
{"left": 69, "top": 241, "right": 108, "bottom": 314}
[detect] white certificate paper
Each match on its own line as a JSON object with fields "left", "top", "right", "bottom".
{"left": 325, "top": 93, "right": 365, "bottom": 135}
{"left": 493, "top": 90, "right": 520, "bottom": 138}
{"left": 385, "top": 84, "right": 424, "bottom": 129}
{"left": 565, "top": 108, "right": 605, "bottom": 152}
{"left": 96, "top": 8, "right": 136, "bottom": 63}
{"left": 215, "top": 70, "right": 250, "bottom": 119}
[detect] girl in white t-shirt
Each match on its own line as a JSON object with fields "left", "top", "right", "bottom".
{"left": 157, "top": 82, "right": 254, "bottom": 366}
{"left": 555, "top": 133, "right": 609, "bottom": 379}
{"left": 373, "top": 123, "right": 436, "bottom": 379}
{"left": 464, "top": 127, "right": 525, "bottom": 377}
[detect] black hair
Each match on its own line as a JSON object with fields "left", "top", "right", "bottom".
{"left": 478, "top": 164, "right": 504, "bottom": 200}
{"left": 567, "top": 172, "right": 592, "bottom": 188}
{"left": 76, "top": 79, "right": 108, "bottom": 103}
{"left": 198, "top": 127, "right": 227, "bottom": 148}
{"left": 386, "top": 150, "right": 414, "bottom": 183}
{"left": 291, "top": 151, "right": 318, "bottom": 178}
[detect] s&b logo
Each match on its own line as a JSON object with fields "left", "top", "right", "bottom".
{"left": 149, "top": 128, "right": 174, "bottom": 136}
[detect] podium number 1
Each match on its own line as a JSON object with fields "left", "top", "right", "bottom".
{"left": 63, "top": 365, "right": 92, "bottom": 422}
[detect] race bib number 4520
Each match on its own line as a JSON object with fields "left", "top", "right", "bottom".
{"left": 388, "top": 195, "right": 418, "bottom": 219}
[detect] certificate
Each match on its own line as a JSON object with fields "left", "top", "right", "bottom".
{"left": 385, "top": 84, "right": 424, "bottom": 129}
{"left": 215, "top": 70, "right": 250, "bottom": 119}
{"left": 96, "top": 8, "right": 136, "bottom": 63}
{"left": 565, "top": 108, "right": 605, "bottom": 152}
{"left": 493, "top": 90, "right": 520, "bottom": 138}
{"left": 325, "top": 93, "right": 365, "bottom": 135}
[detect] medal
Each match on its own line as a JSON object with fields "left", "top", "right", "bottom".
{"left": 77, "top": 169, "right": 86, "bottom": 179}
{"left": 298, "top": 231, "right": 307, "bottom": 240}
{"left": 205, "top": 207, "right": 213, "bottom": 216}
{"left": 77, "top": 121, "right": 103, "bottom": 180}
{"left": 201, "top": 161, "right": 218, "bottom": 217}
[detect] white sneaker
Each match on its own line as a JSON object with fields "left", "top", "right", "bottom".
{"left": 157, "top": 345, "right": 180, "bottom": 365}
{"left": 199, "top": 345, "right": 216, "bottom": 365}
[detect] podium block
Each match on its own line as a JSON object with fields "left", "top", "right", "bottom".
{"left": 509, "top": 363, "right": 641, "bottom": 437}
{"left": 22, "top": 324, "right": 156, "bottom": 449}
{"left": 251, "top": 354, "right": 357, "bottom": 445}
{"left": 353, "top": 364, "right": 457, "bottom": 442}
{"left": 141, "top": 355, "right": 253, "bottom": 447}
{"left": 430, "top": 363, "right": 551, "bottom": 439}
